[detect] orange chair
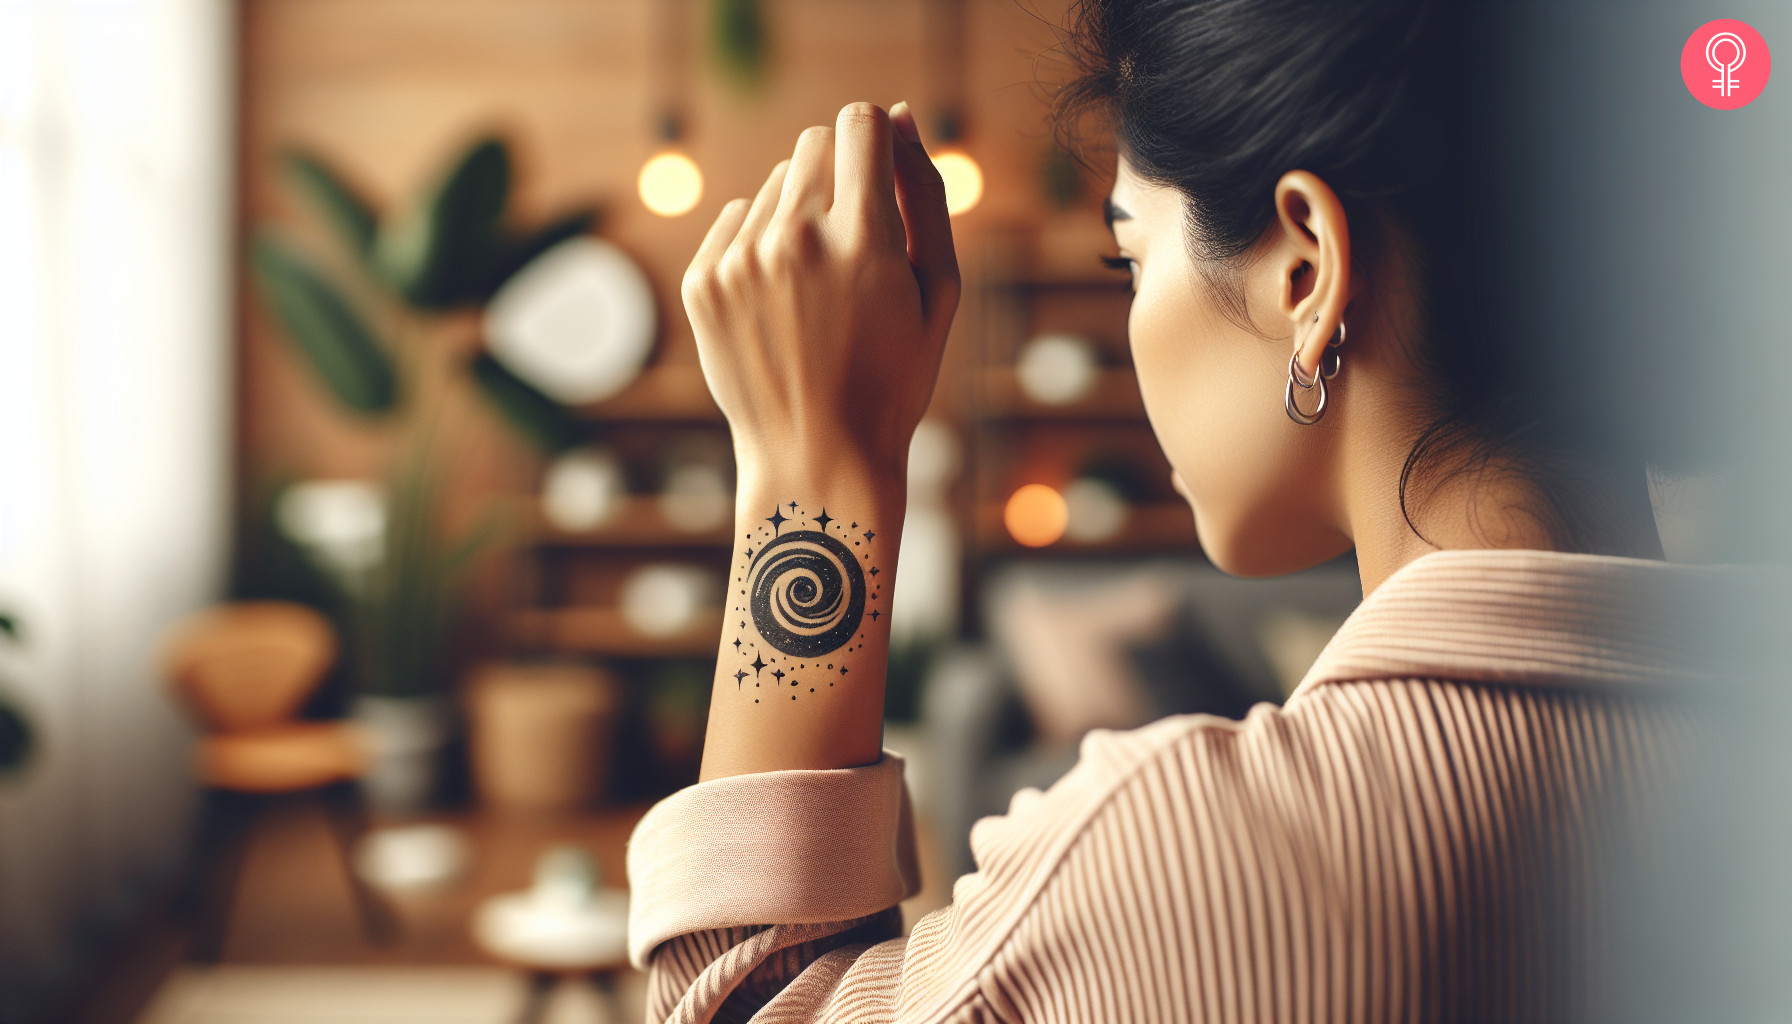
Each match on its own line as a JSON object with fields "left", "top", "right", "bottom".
{"left": 163, "top": 602, "right": 395, "bottom": 961}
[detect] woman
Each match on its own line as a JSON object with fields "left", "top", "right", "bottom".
{"left": 627, "top": 1, "right": 1732, "bottom": 1020}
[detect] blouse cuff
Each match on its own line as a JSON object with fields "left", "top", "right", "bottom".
{"left": 625, "top": 750, "right": 921, "bottom": 968}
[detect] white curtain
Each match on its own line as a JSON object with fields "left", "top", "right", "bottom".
{"left": 0, "top": 1, "right": 231, "bottom": 1017}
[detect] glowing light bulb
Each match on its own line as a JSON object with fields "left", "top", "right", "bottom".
{"left": 1004, "top": 484, "right": 1068, "bottom": 548}
{"left": 638, "top": 151, "right": 704, "bottom": 217}
{"left": 931, "top": 150, "right": 984, "bottom": 216}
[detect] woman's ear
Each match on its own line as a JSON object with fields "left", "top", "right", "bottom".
{"left": 1270, "top": 170, "right": 1352, "bottom": 383}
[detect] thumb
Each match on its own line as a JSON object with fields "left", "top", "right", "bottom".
{"left": 889, "top": 101, "right": 960, "bottom": 324}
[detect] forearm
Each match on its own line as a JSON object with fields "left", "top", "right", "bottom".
{"left": 698, "top": 459, "right": 905, "bottom": 781}
{"left": 683, "top": 100, "right": 954, "bottom": 780}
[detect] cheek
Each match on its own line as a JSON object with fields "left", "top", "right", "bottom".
{"left": 1126, "top": 277, "right": 1301, "bottom": 538}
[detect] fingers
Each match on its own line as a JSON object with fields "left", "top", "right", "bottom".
{"left": 834, "top": 102, "right": 896, "bottom": 233}
{"left": 729, "top": 159, "right": 791, "bottom": 256}
{"left": 779, "top": 124, "right": 835, "bottom": 219}
{"left": 889, "top": 100, "right": 961, "bottom": 319}
{"left": 684, "top": 197, "right": 748, "bottom": 324}
{"left": 692, "top": 197, "right": 750, "bottom": 271}
{"left": 890, "top": 100, "right": 922, "bottom": 150}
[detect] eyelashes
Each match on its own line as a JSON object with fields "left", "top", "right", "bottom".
{"left": 1100, "top": 254, "right": 1137, "bottom": 292}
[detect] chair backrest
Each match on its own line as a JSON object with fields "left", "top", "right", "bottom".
{"left": 163, "top": 602, "right": 337, "bottom": 733}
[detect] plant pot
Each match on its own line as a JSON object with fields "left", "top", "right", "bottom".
{"left": 353, "top": 693, "right": 452, "bottom": 815}
{"left": 467, "top": 662, "right": 620, "bottom": 811}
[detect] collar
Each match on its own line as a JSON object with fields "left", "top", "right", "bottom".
{"left": 1288, "top": 547, "right": 1773, "bottom": 700}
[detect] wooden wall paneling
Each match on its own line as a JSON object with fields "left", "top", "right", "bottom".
{"left": 235, "top": 0, "right": 1195, "bottom": 728}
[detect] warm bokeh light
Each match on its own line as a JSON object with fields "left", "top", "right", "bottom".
{"left": 1004, "top": 483, "right": 1068, "bottom": 548}
{"left": 637, "top": 150, "right": 704, "bottom": 217}
{"left": 932, "top": 150, "right": 983, "bottom": 216}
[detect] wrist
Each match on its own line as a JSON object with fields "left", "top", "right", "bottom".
{"left": 701, "top": 464, "right": 906, "bottom": 780}
{"left": 734, "top": 451, "right": 908, "bottom": 520}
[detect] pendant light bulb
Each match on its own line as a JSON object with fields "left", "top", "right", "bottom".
{"left": 1005, "top": 483, "right": 1068, "bottom": 548}
{"left": 931, "top": 149, "right": 983, "bottom": 216}
{"left": 639, "top": 150, "right": 704, "bottom": 217}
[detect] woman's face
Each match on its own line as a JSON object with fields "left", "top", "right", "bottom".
{"left": 1107, "top": 154, "right": 1352, "bottom": 576}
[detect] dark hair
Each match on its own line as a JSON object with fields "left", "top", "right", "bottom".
{"left": 1054, "top": 0, "right": 1694, "bottom": 554}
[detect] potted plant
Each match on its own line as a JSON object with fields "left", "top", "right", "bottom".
{"left": 250, "top": 135, "right": 593, "bottom": 812}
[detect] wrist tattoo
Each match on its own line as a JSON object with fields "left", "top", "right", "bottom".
{"left": 732, "top": 502, "right": 883, "bottom": 703}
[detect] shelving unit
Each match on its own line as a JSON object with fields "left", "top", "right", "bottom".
{"left": 508, "top": 229, "right": 1200, "bottom": 664}
{"left": 972, "top": 502, "right": 1199, "bottom": 554}
{"left": 572, "top": 365, "right": 722, "bottom": 423}
{"left": 528, "top": 497, "right": 732, "bottom": 549}
{"left": 507, "top": 605, "right": 723, "bottom": 657}
{"left": 974, "top": 367, "right": 1147, "bottom": 421}
{"left": 510, "top": 364, "right": 735, "bottom": 665}
{"left": 960, "top": 231, "right": 1196, "bottom": 554}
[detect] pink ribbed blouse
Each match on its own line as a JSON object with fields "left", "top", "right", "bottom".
{"left": 627, "top": 548, "right": 1743, "bottom": 1023}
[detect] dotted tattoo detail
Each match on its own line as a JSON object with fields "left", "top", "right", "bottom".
{"left": 732, "top": 502, "right": 883, "bottom": 705}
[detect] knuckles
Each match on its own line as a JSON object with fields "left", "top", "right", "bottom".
{"left": 714, "top": 249, "right": 759, "bottom": 294}
{"left": 688, "top": 220, "right": 838, "bottom": 307}
{"left": 684, "top": 250, "right": 756, "bottom": 311}
{"left": 760, "top": 218, "right": 825, "bottom": 268}
{"left": 680, "top": 265, "right": 724, "bottom": 311}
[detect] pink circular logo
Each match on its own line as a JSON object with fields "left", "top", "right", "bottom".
{"left": 1682, "top": 19, "right": 1771, "bottom": 109}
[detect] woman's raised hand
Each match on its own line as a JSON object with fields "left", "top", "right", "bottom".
{"left": 682, "top": 101, "right": 960, "bottom": 486}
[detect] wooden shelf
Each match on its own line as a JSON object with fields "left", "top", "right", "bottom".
{"left": 987, "top": 274, "right": 1134, "bottom": 294}
{"left": 507, "top": 605, "right": 724, "bottom": 657}
{"left": 572, "top": 365, "right": 724, "bottom": 423}
{"left": 973, "top": 501, "right": 1199, "bottom": 554}
{"left": 531, "top": 496, "right": 733, "bottom": 548}
{"left": 974, "top": 368, "right": 1148, "bottom": 421}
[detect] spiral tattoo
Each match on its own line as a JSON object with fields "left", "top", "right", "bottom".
{"left": 747, "top": 529, "right": 865, "bottom": 657}
{"left": 732, "top": 504, "right": 882, "bottom": 703}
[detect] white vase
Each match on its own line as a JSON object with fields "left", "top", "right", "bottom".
{"left": 353, "top": 694, "right": 452, "bottom": 815}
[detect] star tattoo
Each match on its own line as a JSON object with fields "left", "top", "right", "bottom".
{"left": 741, "top": 501, "right": 885, "bottom": 705}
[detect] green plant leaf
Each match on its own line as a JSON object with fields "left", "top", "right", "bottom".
{"left": 280, "top": 149, "right": 379, "bottom": 256}
{"left": 374, "top": 137, "right": 512, "bottom": 310}
{"left": 469, "top": 352, "right": 583, "bottom": 453}
{"left": 251, "top": 233, "right": 398, "bottom": 414}
{"left": 353, "top": 439, "right": 446, "bottom": 699}
{"left": 0, "top": 697, "right": 32, "bottom": 777}
{"left": 711, "top": 0, "right": 768, "bottom": 87}
{"left": 0, "top": 613, "right": 17, "bottom": 643}
{"left": 475, "top": 209, "right": 598, "bottom": 302}
{"left": 383, "top": 452, "right": 443, "bottom": 698}
{"left": 441, "top": 505, "right": 510, "bottom": 582}
{"left": 1040, "top": 144, "right": 1084, "bottom": 209}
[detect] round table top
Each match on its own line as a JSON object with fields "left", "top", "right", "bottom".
{"left": 471, "top": 887, "right": 630, "bottom": 972}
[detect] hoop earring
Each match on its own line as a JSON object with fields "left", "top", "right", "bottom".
{"left": 1285, "top": 320, "right": 1346, "bottom": 426}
